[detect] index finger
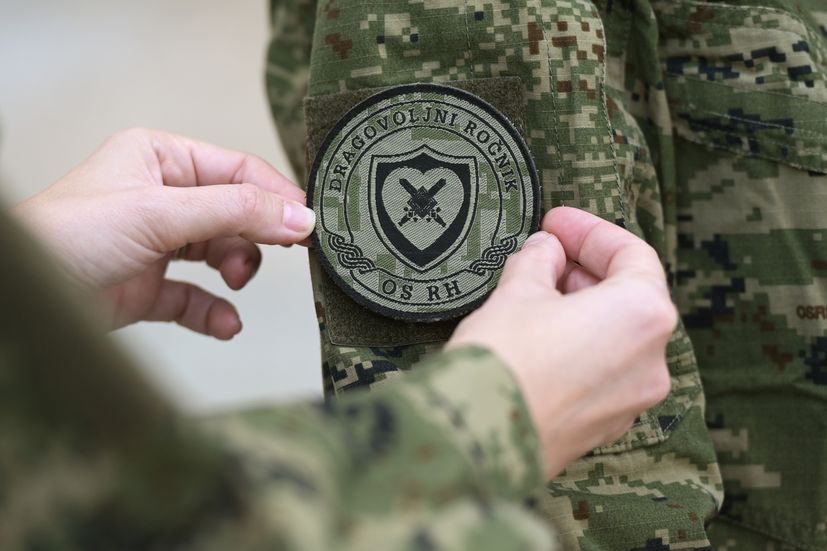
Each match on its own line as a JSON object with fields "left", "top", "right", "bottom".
{"left": 541, "top": 207, "right": 666, "bottom": 287}
{"left": 131, "top": 128, "right": 306, "bottom": 203}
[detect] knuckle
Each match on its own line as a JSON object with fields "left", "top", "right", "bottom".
{"left": 655, "top": 299, "right": 679, "bottom": 335}
{"left": 233, "top": 183, "right": 263, "bottom": 218}
{"left": 106, "top": 128, "right": 161, "bottom": 154}
{"left": 248, "top": 153, "right": 267, "bottom": 168}
{"left": 112, "top": 127, "right": 151, "bottom": 143}
{"left": 640, "top": 241, "right": 661, "bottom": 263}
{"left": 637, "top": 365, "right": 671, "bottom": 408}
{"left": 231, "top": 155, "right": 256, "bottom": 184}
{"left": 501, "top": 242, "right": 561, "bottom": 295}
{"left": 631, "top": 288, "right": 678, "bottom": 338}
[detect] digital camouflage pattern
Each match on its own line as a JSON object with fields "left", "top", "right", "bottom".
{"left": 266, "top": 0, "right": 827, "bottom": 549}
{"left": 0, "top": 209, "right": 554, "bottom": 549}
{"left": 663, "top": 2, "right": 827, "bottom": 549}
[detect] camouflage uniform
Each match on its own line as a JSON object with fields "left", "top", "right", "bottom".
{"left": 267, "top": 0, "right": 827, "bottom": 549}
{"left": 0, "top": 210, "right": 555, "bottom": 549}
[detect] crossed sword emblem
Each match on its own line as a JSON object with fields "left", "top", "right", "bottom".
{"left": 398, "top": 178, "right": 447, "bottom": 228}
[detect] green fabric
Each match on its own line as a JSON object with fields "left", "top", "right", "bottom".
{"left": 658, "top": 2, "right": 827, "bottom": 549}
{"left": 314, "top": 259, "right": 459, "bottom": 346}
{"left": 203, "top": 345, "right": 552, "bottom": 550}
{"left": 0, "top": 208, "right": 552, "bottom": 549}
{"left": 0, "top": 211, "right": 241, "bottom": 548}
{"left": 268, "top": 1, "right": 723, "bottom": 549}
{"left": 264, "top": 0, "right": 827, "bottom": 549}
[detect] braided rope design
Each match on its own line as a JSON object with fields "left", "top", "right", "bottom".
{"left": 469, "top": 236, "right": 518, "bottom": 276}
{"left": 328, "top": 234, "right": 377, "bottom": 274}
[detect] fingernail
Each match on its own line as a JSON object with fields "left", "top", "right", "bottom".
{"left": 226, "top": 319, "right": 242, "bottom": 340}
{"left": 523, "top": 231, "right": 550, "bottom": 247}
{"left": 283, "top": 201, "right": 316, "bottom": 234}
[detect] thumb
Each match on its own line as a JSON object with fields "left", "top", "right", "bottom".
{"left": 140, "top": 183, "right": 316, "bottom": 252}
{"left": 497, "top": 231, "right": 567, "bottom": 291}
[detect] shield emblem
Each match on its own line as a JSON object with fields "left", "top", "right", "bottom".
{"left": 369, "top": 145, "right": 478, "bottom": 272}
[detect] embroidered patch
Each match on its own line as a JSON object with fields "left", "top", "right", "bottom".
{"left": 308, "top": 83, "right": 539, "bottom": 321}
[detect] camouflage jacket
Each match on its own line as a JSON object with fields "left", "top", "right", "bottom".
{"left": 267, "top": 0, "right": 827, "bottom": 549}
{"left": 0, "top": 210, "right": 555, "bottom": 549}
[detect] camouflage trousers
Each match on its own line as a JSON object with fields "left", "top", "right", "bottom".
{"left": 267, "top": 0, "right": 827, "bottom": 549}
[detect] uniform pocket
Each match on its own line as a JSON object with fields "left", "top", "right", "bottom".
{"left": 656, "top": 0, "right": 827, "bottom": 173}
{"left": 658, "top": 1, "right": 827, "bottom": 548}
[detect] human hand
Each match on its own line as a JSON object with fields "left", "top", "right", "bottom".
{"left": 448, "top": 207, "right": 676, "bottom": 479}
{"left": 13, "top": 128, "right": 314, "bottom": 339}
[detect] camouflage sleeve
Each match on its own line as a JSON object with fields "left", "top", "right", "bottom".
{"left": 0, "top": 206, "right": 552, "bottom": 549}
{"left": 202, "top": 345, "right": 555, "bottom": 550}
{"left": 0, "top": 210, "right": 242, "bottom": 550}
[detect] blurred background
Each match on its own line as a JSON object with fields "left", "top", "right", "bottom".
{"left": 0, "top": 1, "right": 322, "bottom": 412}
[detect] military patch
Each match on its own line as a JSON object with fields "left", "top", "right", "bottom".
{"left": 308, "top": 83, "right": 539, "bottom": 321}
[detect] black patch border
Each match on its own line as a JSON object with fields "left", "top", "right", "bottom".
{"left": 307, "top": 82, "right": 540, "bottom": 322}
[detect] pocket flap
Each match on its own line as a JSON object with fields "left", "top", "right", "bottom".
{"left": 657, "top": 0, "right": 827, "bottom": 174}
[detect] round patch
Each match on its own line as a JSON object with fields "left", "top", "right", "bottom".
{"left": 308, "top": 83, "right": 539, "bottom": 321}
